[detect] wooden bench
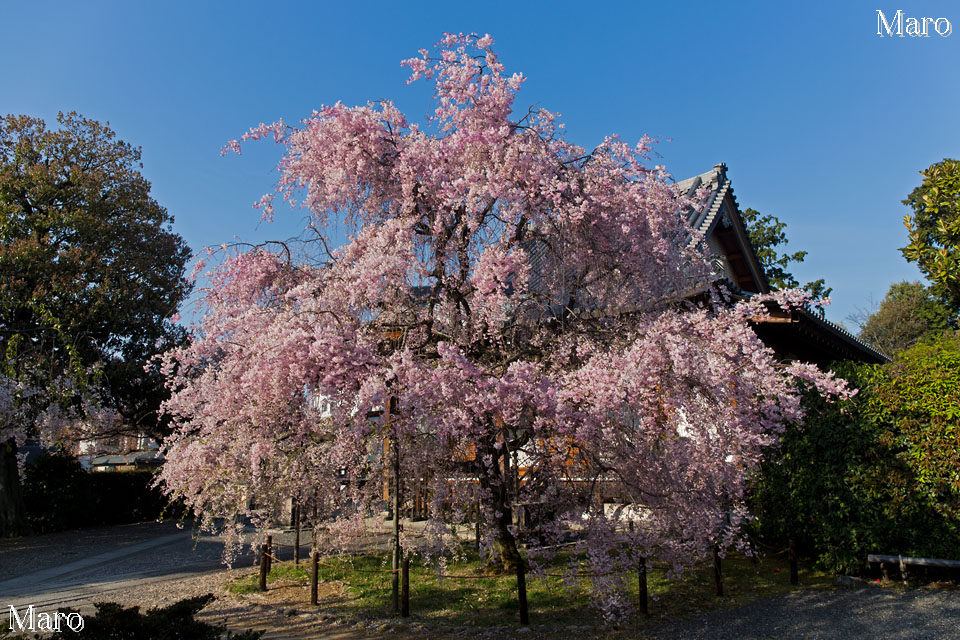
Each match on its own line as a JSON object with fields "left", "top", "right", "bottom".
{"left": 868, "top": 554, "right": 960, "bottom": 580}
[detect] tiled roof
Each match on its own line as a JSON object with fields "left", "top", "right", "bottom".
{"left": 678, "top": 164, "right": 889, "bottom": 364}
{"left": 675, "top": 165, "right": 726, "bottom": 232}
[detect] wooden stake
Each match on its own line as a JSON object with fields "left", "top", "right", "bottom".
{"left": 713, "top": 546, "right": 723, "bottom": 597}
{"left": 310, "top": 550, "right": 319, "bottom": 605}
{"left": 258, "top": 542, "right": 268, "bottom": 592}
{"left": 475, "top": 497, "right": 482, "bottom": 552}
{"left": 265, "top": 535, "right": 273, "bottom": 574}
{"left": 789, "top": 538, "right": 798, "bottom": 585}
{"left": 388, "top": 397, "right": 402, "bottom": 614}
{"left": 401, "top": 556, "right": 410, "bottom": 617}
{"left": 517, "top": 558, "right": 529, "bottom": 625}
{"left": 638, "top": 556, "right": 648, "bottom": 615}
{"left": 294, "top": 504, "right": 301, "bottom": 565}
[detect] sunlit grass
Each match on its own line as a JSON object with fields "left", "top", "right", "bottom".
{"left": 227, "top": 548, "right": 834, "bottom": 628}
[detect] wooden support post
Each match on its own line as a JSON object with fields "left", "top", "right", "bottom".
{"left": 789, "top": 538, "right": 798, "bottom": 585}
{"left": 388, "top": 398, "right": 402, "bottom": 614}
{"left": 392, "top": 460, "right": 401, "bottom": 612}
{"left": 475, "top": 497, "right": 482, "bottom": 553}
{"left": 265, "top": 535, "right": 273, "bottom": 574}
{"left": 259, "top": 542, "right": 268, "bottom": 592}
{"left": 713, "top": 546, "right": 723, "bottom": 597}
{"left": 638, "top": 556, "right": 648, "bottom": 615}
{"left": 310, "top": 550, "right": 319, "bottom": 605}
{"left": 294, "top": 504, "right": 301, "bottom": 565}
{"left": 401, "top": 556, "right": 410, "bottom": 617}
{"left": 517, "top": 557, "right": 529, "bottom": 625}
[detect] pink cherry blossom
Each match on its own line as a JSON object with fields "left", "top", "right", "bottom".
{"left": 160, "top": 34, "right": 853, "bottom": 618}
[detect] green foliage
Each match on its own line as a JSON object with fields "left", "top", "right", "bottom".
{"left": 878, "top": 332, "right": 960, "bottom": 517}
{"left": 86, "top": 470, "right": 183, "bottom": 526}
{"left": 47, "top": 596, "right": 263, "bottom": 640}
{"left": 20, "top": 453, "right": 184, "bottom": 532}
{"left": 857, "top": 281, "right": 954, "bottom": 356}
{"left": 901, "top": 158, "right": 960, "bottom": 310}
{"left": 741, "top": 207, "right": 831, "bottom": 301}
{"left": 0, "top": 111, "right": 191, "bottom": 439}
{"left": 752, "top": 352, "right": 960, "bottom": 574}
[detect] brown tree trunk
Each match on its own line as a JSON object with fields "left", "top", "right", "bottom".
{"left": 491, "top": 500, "right": 521, "bottom": 570}
{"left": 477, "top": 438, "right": 521, "bottom": 571}
{"left": 1, "top": 440, "right": 29, "bottom": 537}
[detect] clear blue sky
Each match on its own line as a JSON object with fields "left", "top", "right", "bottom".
{"left": 3, "top": 1, "right": 958, "bottom": 326}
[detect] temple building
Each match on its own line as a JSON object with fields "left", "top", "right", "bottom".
{"left": 676, "top": 163, "right": 887, "bottom": 366}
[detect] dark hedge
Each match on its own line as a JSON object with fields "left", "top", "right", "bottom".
{"left": 20, "top": 452, "right": 184, "bottom": 533}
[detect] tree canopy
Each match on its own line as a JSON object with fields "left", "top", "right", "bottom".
{"left": 0, "top": 112, "right": 191, "bottom": 535}
{"left": 158, "top": 35, "right": 849, "bottom": 619}
{"left": 0, "top": 111, "right": 191, "bottom": 440}
{"left": 901, "top": 158, "right": 960, "bottom": 309}
{"left": 856, "top": 281, "right": 953, "bottom": 356}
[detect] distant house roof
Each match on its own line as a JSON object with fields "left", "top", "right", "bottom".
{"left": 678, "top": 164, "right": 889, "bottom": 365}
{"left": 90, "top": 449, "right": 164, "bottom": 470}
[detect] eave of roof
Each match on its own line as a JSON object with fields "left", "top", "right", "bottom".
{"left": 792, "top": 306, "right": 890, "bottom": 363}
{"left": 677, "top": 164, "right": 769, "bottom": 294}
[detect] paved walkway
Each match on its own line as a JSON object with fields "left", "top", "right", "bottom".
{"left": 0, "top": 521, "right": 301, "bottom": 614}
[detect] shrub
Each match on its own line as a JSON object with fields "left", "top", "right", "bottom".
{"left": 751, "top": 347, "right": 960, "bottom": 574}
{"left": 20, "top": 451, "right": 90, "bottom": 533}
{"left": 86, "top": 470, "right": 178, "bottom": 526}
{"left": 47, "top": 595, "right": 263, "bottom": 639}
{"left": 20, "top": 454, "right": 185, "bottom": 533}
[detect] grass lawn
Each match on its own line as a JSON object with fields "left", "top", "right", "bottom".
{"left": 227, "top": 547, "right": 835, "bottom": 630}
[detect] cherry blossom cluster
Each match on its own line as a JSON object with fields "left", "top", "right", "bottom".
{"left": 0, "top": 368, "right": 119, "bottom": 469}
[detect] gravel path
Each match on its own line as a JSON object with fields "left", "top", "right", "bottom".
{"left": 646, "top": 585, "right": 960, "bottom": 640}
{"left": 0, "top": 521, "right": 183, "bottom": 581}
{"left": 192, "top": 580, "right": 960, "bottom": 640}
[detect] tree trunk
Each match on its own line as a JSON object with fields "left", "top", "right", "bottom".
{"left": 477, "top": 438, "right": 521, "bottom": 571}
{"left": 1, "top": 440, "right": 29, "bottom": 537}
{"left": 492, "top": 512, "right": 521, "bottom": 571}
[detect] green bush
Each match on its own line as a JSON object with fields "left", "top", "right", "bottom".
{"left": 21, "top": 452, "right": 90, "bottom": 533}
{"left": 878, "top": 332, "right": 960, "bottom": 518}
{"left": 86, "top": 470, "right": 177, "bottom": 526}
{"left": 20, "top": 453, "right": 185, "bottom": 533}
{"left": 751, "top": 347, "right": 960, "bottom": 574}
{"left": 48, "top": 595, "right": 263, "bottom": 640}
